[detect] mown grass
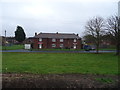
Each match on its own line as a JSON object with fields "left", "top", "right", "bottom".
{"left": 2, "top": 53, "right": 118, "bottom": 74}
{"left": 2, "top": 45, "right": 24, "bottom": 50}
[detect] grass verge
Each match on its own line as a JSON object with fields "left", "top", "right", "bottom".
{"left": 2, "top": 53, "right": 118, "bottom": 74}
{"left": 2, "top": 45, "right": 24, "bottom": 50}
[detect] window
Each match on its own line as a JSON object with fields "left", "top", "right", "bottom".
{"left": 60, "top": 39, "right": 63, "bottom": 42}
{"left": 52, "top": 44, "right": 56, "bottom": 47}
{"left": 52, "top": 38, "right": 56, "bottom": 42}
{"left": 60, "top": 44, "right": 64, "bottom": 48}
{"left": 74, "top": 39, "right": 76, "bottom": 42}
{"left": 39, "top": 38, "right": 42, "bottom": 41}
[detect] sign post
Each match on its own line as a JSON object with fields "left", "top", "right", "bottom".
{"left": 5, "top": 30, "right": 6, "bottom": 50}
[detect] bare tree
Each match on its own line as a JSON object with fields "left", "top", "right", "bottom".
{"left": 85, "top": 17, "right": 105, "bottom": 53}
{"left": 106, "top": 15, "right": 120, "bottom": 55}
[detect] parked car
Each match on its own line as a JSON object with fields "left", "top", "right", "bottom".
{"left": 84, "top": 45, "right": 95, "bottom": 51}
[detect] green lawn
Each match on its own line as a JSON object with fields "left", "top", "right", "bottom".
{"left": 2, "top": 53, "right": 118, "bottom": 75}
{"left": 2, "top": 45, "right": 24, "bottom": 50}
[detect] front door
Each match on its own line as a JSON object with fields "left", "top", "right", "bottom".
{"left": 39, "top": 44, "right": 42, "bottom": 49}
{"left": 73, "top": 45, "right": 76, "bottom": 49}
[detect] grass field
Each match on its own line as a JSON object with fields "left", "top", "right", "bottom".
{"left": 2, "top": 45, "right": 24, "bottom": 50}
{"left": 2, "top": 53, "right": 118, "bottom": 74}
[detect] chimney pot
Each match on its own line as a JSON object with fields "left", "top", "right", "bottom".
{"left": 35, "top": 32, "right": 37, "bottom": 36}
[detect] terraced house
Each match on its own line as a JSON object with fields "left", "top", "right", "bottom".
{"left": 29, "top": 32, "right": 81, "bottom": 49}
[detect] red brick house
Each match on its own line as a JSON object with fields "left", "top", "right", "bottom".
{"left": 29, "top": 32, "right": 81, "bottom": 49}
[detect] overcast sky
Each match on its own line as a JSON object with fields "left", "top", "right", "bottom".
{"left": 0, "top": 0, "right": 119, "bottom": 37}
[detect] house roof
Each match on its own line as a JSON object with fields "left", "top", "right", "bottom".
{"left": 32, "top": 33, "right": 81, "bottom": 39}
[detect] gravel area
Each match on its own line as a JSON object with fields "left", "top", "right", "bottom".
{"left": 2, "top": 73, "right": 119, "bottom": 88}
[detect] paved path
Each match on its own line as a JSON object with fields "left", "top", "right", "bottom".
{"left": 0, "top": 49, "right": 116, "bottom": 53}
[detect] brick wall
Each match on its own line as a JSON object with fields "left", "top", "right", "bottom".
{"left": 33, "top": 38, "right": 81, "bottom": 49}
{"left": 33, "top": 38, "right": 39, "bottom": 49}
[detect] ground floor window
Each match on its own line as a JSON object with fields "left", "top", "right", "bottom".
{"left": 60, "top": 44, "right": 64, "bottom": 48}
{"left": 52, "top": 44, "right": 56, "bottom": 47}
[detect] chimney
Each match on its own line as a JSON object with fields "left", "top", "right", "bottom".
{"left": 76, "top": 34, "right": 78, "bottom": 36}
{"left": 35, "top": 32, "right": 37, "bottom": 36}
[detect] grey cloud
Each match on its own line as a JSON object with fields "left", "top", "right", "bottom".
{"left": 1, "top": 1, "right": 118, "bottom": 37}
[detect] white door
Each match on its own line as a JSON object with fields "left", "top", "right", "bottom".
{"left": 39, "top": 44, "right": 42, "bottom": 49}
{"left": 73, "top": 45, "right": 76, "bottom": 49}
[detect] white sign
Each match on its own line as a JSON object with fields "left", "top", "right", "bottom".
{"left": 24, "top": 44, "right": 31, "bottom": 49}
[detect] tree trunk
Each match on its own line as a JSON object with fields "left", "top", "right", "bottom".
{"left": 96, "top": 37, "right": 100, "bottom": 54}
{"left": 116, "top": 43, "right": 120, "bottom": 55}
{"left": 96, "top": 40, "right": 99, "bottom": 54}
{"left": 96, "top": 44, "right": 99, "bottom": 54}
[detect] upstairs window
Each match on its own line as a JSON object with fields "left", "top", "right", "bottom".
{"left": 60, "top": 39, "right": 63, "bottom": 42}
{"left": 39, "top": 38, "right": 42, "bottom": 42}
{"left": 52, "top": 38, "right": 56, "bottom": 42}
{"left": 74, "top": 39, "right": 76, "bottom": 42}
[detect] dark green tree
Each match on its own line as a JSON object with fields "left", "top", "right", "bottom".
{"left": 15, "top": 26, "right": 26, "bottom": 43}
